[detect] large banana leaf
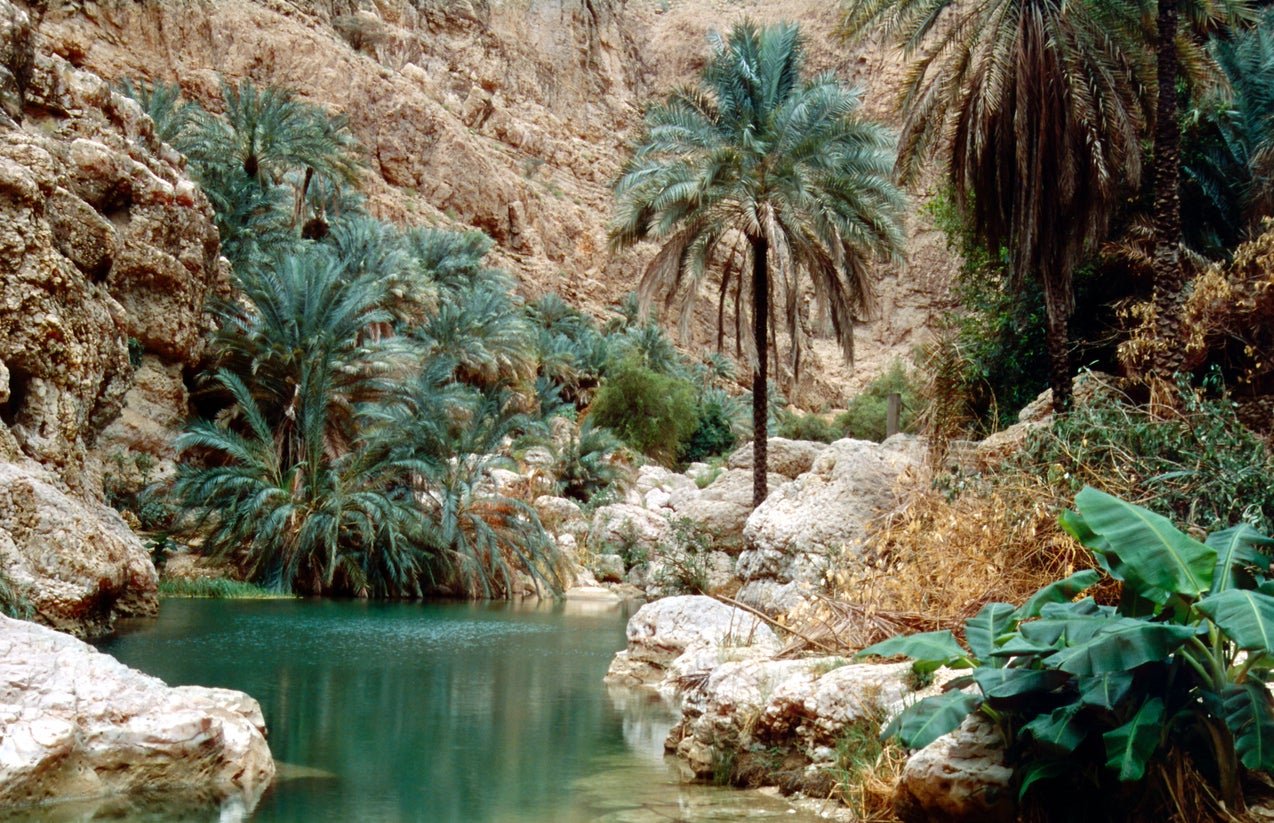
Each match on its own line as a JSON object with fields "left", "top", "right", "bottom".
{"left": 1196, "top": 589, "right": 1274, "bottom": 652}
{"left": 973, "top": 668, "right": 1068, "bottom": 701}
{"left": 1023, "top": 703, "right": 1087, "bottom": 752}
{"left": 1045, "top": 620, "right": 1198, "bottom": 676}
{"left": 965, "top": 602, "right": 1017, "bottom": 661}
{"left": 1017, "top": 570, "right": 1102, "bottom": 619}
{"left": 856, "top": 630, "right": 970, "bottom": 671}
{"left": 1223, "top": 681, "right": 1274, "bottom": 770}
{"left": 881, "top": 691, "right": 981, "bottom": 750}
{"left": 1078, "top": 672, "right": 1135, "bottom": 709}
{"left": 1209, "top": 524, "right": 1274, "bottom": 594}
{"left": 1073, "top": 487, "right": 1215, "bottom": 602}
{"left": 1103, "top": 698, "right": 1165, "bottom": 782}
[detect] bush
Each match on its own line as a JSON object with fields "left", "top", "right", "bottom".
{"left": 1007, "top": 372, "right": 1274, "bottom": 534}
{"left": 589, "top": 359, "right": 697, "bottom": 465}
{"left": 834, "top": 360, "right": 918, "bottom": 442}
{"left": 682, "top": 397, "right": 740, "bottom": 462}
{"left": 775, "top": 408, "right": 840, "bottom": 443}
{"left": 862, "top": 488, "right": 1274, "bottom": 820}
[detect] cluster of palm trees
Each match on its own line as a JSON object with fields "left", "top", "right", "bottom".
{"left": 121, "top": 74, "right": 760, "bottom": 595}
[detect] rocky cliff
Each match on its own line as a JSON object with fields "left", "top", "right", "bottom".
{"left": 0, "top": 0, "right": 226, "bottom": 637}
{"left": 34, "top": 0, "right": 955, "bottom": 404}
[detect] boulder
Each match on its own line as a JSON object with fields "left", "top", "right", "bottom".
{"left": 588, "top": 502, "right": 670, "bottom": 555}
{"left": 0, "top": 462, "right": 156, "bottom": 638}
{"left": 670, "top": 468, "right": 786, "bottom": 551}
{"left": 592, "top": 552, "right": 625, "bottom": 583}
{"left": 0, "top": 614, "right": 274, "bottom": 812}
{"left": 735, "top": 436, "right": 923, "bottom": 612}
{"left": 604, "top": 595, "right": 779, "bottom": 687}
{"left": 726, "top": 437, "right": 827, "bottom": 479}
{"left": 893, "top": 714, "right": 1015, "bottom": 823}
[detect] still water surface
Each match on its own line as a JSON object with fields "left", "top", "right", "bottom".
{"left": 96, "top": 598, "right": 828, "bottom": 822}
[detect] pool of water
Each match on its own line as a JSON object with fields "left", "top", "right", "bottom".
{"left": 91, "top": 598, "right": 830, "bottom": 822}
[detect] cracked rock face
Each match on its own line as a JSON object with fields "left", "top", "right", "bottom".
{"left": 0, "top": 613, "right": 274, "bottom": 814}
{"left": 0, "top": 0, "right": 225, "bottom": 637}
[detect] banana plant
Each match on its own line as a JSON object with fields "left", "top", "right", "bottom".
{"left": 858, "top": 487, "right": 1274, "bottom": 812}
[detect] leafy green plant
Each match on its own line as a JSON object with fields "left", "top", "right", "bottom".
{"left": 860, "top": 487, "right": 1274, "bottom": 819}
{"left": 834, "top": 359, "right": 918, "bottom": 441}
{"left": 0, "top": 567, "right": 31, "bottom": 620}
{"left": 552, "top": 418, "right": 627, "bottom": 503}
{"left": 775, "top": 408, "right": 839, "bottom": 443}
{"left": 589, "top": 358, "right": 697, "bottom": 466}
{"left": 1008, "top": 372, "right": 1274, "bottom": 534}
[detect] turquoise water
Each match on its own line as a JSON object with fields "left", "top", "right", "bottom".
{"left": 93, "top": 598, "right": 827, "bottom": 822}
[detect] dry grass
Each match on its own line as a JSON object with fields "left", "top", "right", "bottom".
{"left": 783, "top": 473, "right": 1108, "bottom": 656}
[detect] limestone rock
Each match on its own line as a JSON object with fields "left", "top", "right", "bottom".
{"left": 604, "top": 595, "right": 779, "bottom": 687}
{"left": 893, "top": 714, "right": 1015, "bottom": 823}
{"left": 0, "top": 8, "right": 224, "bottom": 636}
{"left": 0, "top": 462, "right": 156, "bottom": 638}
{"left": 670, "top": 469, "right": 786, "bottom": 551}
{"left": 0, "top": 614, "right": 274, "bottom": 813}
{"left": 592, "top": 552, "right": 625, "bottom": 583}
{"left": 736, "top": 436, "right": 923, "bottom": 612}
{"left": 588, "top": 502, "right": 670, "bottom": 553}
{"left": 726, "top": 437, "right": 827, "bottom": 479}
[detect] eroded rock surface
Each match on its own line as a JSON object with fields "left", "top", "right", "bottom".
{"left": 0, "top": 0, "right": 225, "bottom": 636}
{"left": 893, "top": 714, "right": 1015, "bottom": 823}
{"left": 736, "top": 435, "right": 923, "bottom": 613}
{"left": 0, "top": 614, "right": 274, "bottom": 813}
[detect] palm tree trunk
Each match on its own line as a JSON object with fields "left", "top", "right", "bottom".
{"left": 1151, "top": 0, "right": 1186, "bottom": 380}
{"left": 1043, "top": 276, "right": 1073, "bottom": 412}
{"left": 751, "top": 235, "right": 769, "bottom": 508}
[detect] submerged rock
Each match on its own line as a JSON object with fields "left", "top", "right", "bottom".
{"left": 0, "top": 614, "right": 274, "bottom": 814}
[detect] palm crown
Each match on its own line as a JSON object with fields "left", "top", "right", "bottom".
{"left": 610, "top": 19, "right": 905, "bottom": 505}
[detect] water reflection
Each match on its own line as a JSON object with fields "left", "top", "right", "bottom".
{"left": 91, "top": 599, "right": 827, "bottom": 823}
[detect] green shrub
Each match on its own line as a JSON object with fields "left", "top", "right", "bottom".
{"left": 589, "top": 359, "right": 697, "bottom": 465}
{"left": 775, "top": 408, "right": 839, "bottom": 443}
{"left": 1007, "top": 372, "right": 1274, "bottom": 534}
{"left": 861, "top": 488, "right": 1274, "bottom": 820}
{"left": 553, "top": 419, "right": 627, "bottom": 503}
{"left": 682, "top": 396, "right": 740, "bottom": 462}
{"left": 833, "top": 360, "right": 918, "bottom": 442}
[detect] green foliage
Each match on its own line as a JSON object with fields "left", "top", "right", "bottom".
{"left": 115, "top": 77, "right": 198, "bottom": 146}
{"left": 0, "top": 567, "right": 31, "bottom": 620}
{"left": 775, "top": 409, "right": 839, "bottom": 443}
{"left": 552, "top": 418, "right": 627, "bottom": 504}
{"left": 835, "top": 360, "right": 919, "bottom": 441}
{"left": 681, "top": 390, "right": 742, "bottom": 463}
{"left": 653, "top": 516, "right": 717, "bottom": 595}
{"left": 924, "top": 190, "right": 1051, "bottom": 431}
{"left": 1007, "top": 373, "right": 1274, "bottom": 534}
{"left": 861, "top": 488, "right": 1274, "bottom": 817}
{"left": 159, "top": 577, "right": 283, "bottom": 599}
{"left": 589, "top": 359, "right": 697, "bottom": 466}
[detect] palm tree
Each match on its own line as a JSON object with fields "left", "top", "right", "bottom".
{"left": 180, "top": 78, "right": 365, "bottom": 236}
{"left": 842, "top": 0, "right": 1150, "bottom": 412}
{"left": 610, "top": 20, "right": 906, "bottom": 506}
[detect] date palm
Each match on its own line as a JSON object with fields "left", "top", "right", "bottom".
{"left": 842, "top": 0, "right": 1150, "bottom": 410}
{"left": 610, "top": 20, "right": 905, "bottom": 506}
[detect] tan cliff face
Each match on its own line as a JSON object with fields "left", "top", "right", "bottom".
{"left": 36, "top": 0, "right": 956, "bottom": 403}
{"left": 0, "top": 0, "right": 227, "bottom": 636}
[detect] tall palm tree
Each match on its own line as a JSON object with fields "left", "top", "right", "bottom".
{"left": 610, "top": 20, "right": 906, "bottom": 507}
{"left": 842, "top": 0, "right": 1150, "bottom": 411}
